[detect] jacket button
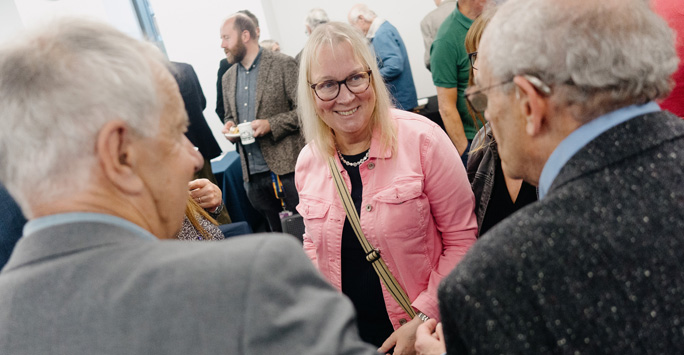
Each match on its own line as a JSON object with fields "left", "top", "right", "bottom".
{"left": 367, "top": 162, "right": 375, "bottom": 170}
{"left": 365, "top": 204, "right": 372, "bottom": 212}
{"left": 399, "top": 318, "right": 407, "bottom": 325}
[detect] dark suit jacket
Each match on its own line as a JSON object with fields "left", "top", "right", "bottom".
{"left": 0, "top": 183, "right": 25, "bottom": 270}
{"left": 171, "top": 62, "right": 222, "bottom": 161}
{"left": 439, "top": 111, "right": 684, "bottom": 353}
{"left": 222, "top": 50, "right": 304, "bottom": 181}
{"left": 0, "top": 222, "right": 376, "bottom": 354}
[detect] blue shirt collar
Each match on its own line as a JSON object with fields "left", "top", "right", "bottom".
{"left": 23, "top": 212, "right": 158, "bottom": 241}
{"left": 538, "top": 101, "right": 661, "bottom": 199}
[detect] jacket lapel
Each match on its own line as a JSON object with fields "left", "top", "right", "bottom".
{"left": 226, "top": 67, "right": 238, "bottom": 122}
{"left": 255, "top": 50, "right": 273, "bottom": 117}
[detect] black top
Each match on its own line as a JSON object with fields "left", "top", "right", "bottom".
{"left": 479, "top": 158, "right": 537, "bottom": 235}
{"left": 339, "top": 151, "right": 394, "bottom": 347}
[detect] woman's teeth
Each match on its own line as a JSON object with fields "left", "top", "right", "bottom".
{"left": 338, "top": 107, "right": 358, "bottom": 116}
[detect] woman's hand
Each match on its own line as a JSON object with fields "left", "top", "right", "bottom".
{"left": 378, "top": 317, "right": 422, "bottom": 355}
{"left": 188, "top": 179, "right": 222, "bottom": 212}
{"left": 415, "top": 319, "right": 446, "bottom": 355}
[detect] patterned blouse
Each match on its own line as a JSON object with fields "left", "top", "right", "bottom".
{"left": 176, "top": 214, "right": 224, "bottom": 241}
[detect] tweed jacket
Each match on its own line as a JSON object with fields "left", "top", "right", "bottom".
{"left": 222, "top": 50, "right": 305, "bottom": 181}
{"left": 0, "top": 220, "right": 377, "bottom": 354}
{"left": 439, "top": 111, "right": 684, "bottom": 353}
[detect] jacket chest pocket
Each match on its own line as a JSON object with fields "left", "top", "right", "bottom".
{"left": 297, "top": 197, "right": 334, "bottom": 246}
{"left": 371, "top": 179, "right": 429, "bottom": 239}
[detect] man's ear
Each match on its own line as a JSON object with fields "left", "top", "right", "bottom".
{"left": 96, "top": 120, "right": 145, "bottom": 195}
{"left": 241, "top": 29, "right": 250, "bottom": 43}
{"left": 513, "top": 75, "right": 549, "bottom": 137}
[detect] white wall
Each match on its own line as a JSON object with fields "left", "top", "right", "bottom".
{"left": 261, "top": 0, "right": 439, "bottom": 99}
{"left": 1, "top": 0, "right": 442, "bottom": 154}
{"left": 7, "top": 0, "right": 142, "bottom": 39}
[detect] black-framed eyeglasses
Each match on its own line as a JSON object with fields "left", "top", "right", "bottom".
{"left": 309, "top": 70, "right": 372, "bottom": 101}
{"left": 467, "top": 51, "right": 478, "bottom": 70}
{"left": 465, "top": 79, "right": 513, "bottom": 113}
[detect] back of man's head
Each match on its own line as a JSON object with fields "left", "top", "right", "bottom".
{"left": 306, "top": 8, "right": 330, "bottom": 32}
{"left": 348, "top": 4, "right": 377, "bottom": 24}
{"left": 237, "top": 9, "right": 259, "bottom": 28}
{"left": 0, "top": 18, "right": 167, "bottom": 217}
{"left": 480, "top": 0, "right": 678, "bottom": 121}
{"left": 231, "top": 13, "right": 258, "bottom": 43}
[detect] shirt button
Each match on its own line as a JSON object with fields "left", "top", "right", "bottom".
{"left": 246, "top": 71, "right": 250, "bottom": 74}
{"left": 367, "top": 162, "right": 375, "bottom": 170}
{"left": 244, "top": 103, "right": 247, "bottom": 106}
{"left": 399, "top": 318, "right": 407, "bottom": 325}
{"left": 244, "top": 86, "right": 248, "bottom": 90}
{"left": 365, "top": 204, "right": 372, "bottom": 212}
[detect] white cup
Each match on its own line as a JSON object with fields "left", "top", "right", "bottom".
{"left": 237, "top": 122, "right": 255, "bottom": 145}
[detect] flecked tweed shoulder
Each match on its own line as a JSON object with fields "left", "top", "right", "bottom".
{"left": 439, "top": 111, "right": 684, "bottom": 354}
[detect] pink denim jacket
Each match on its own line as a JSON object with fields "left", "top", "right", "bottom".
{"left": 295, "top": 109, "right": 478, "bottom": 329}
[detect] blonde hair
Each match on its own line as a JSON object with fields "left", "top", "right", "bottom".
{"left": 185, "top": 197, "right": 219, "bottom": 241}
{"left": 297, "top": 22, "right": 396, "bottom": 158}
{"left": 465, "top": 7, "right": 497, "bottom": 133}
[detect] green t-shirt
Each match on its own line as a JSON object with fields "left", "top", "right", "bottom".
{"left": 430, "top": 6, "right": 479, "bottom": 140}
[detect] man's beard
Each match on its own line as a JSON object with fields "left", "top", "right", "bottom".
{"left": 226, "top": 40, "right": 246, "bottom": 64}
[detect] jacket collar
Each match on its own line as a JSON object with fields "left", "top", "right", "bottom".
{"left": 548, "top": 111, "right": 684, "bottom": 195}
{"left": 3, "top": 217, "right": 157, "bottom": 273}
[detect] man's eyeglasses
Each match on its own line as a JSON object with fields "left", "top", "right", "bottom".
{"left": 465, "top": 79, "right": 513, "bottom": 113}
{"left": 467, "top": 51, "right": 477, "bottom": 70}
{"left": 465, "top": 75, "right": 552, "bottom": 113}
{"left": 309, "top": 70, "right": 372, "bottom": 101}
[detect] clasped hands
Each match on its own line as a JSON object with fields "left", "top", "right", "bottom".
{"left": 377, "top": 317, "right": 446, "bottom": 355}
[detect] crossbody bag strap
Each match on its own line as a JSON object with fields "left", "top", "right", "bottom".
{"left": 328, "top": 156, "right": 416, "bottom": 319}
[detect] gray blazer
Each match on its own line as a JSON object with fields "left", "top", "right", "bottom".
{"left": 0, "top": 223, "right": 376, "bottom": 354}
{"left": 439, "top": 111, "right": 684, "bottom": 353}
{"left": 222, "top": 49, "right": 305, "bottom": 181}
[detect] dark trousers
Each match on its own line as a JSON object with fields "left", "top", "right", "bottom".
{"left": 244, "top": 172, "right": 298, "bottom": 232}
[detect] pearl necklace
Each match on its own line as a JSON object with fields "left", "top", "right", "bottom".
{"left": 337, "top": 148, "right": 370, "bottom": 167}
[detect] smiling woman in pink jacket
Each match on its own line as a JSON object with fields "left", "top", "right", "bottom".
{"left": 295, "top": 22, "right": 477, "bottom": 354}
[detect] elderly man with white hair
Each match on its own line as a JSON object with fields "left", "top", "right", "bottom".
{"left": 416, "top": 0, "right": 684, "bottom": 354}
{"left": 0, "top": 17, "right": 377, "bottom": 355}
{"left": 348, "top": 3, "right": 418, "bottom": 111}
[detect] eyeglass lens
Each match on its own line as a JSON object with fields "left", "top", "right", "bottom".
{"left": 466, "top": 92, "right": 488, "bottom": 113}
{"left": 313, "top": 71, "right": 371, "bottom": 101}
{"left": 468, "top": 52, "right": 478, "bottom": 70}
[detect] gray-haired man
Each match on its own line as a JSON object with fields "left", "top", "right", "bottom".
{"left": 0, "top": 17, "right": 375, "bottom": 355}
{"left": 420, "top": 0, "right": 684, "bottom": 353}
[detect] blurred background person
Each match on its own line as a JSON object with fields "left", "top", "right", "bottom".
{"left": 430, "top": 0, "right": 487, "bottom": 164}
{"left": 259, "top": 39, "right": 281, "bottom": 52}
{"left": 420, "top": 0, "right": 456, "bottom": 71}
{"left": 216, "top": 9, "right": 260, "bottom": 121}
{"left": 463, "top": 7, "right": 537, "bottom": 236}
{"left": 296, "top": 8, "right": 330, "bottom": 62}
{"left": 348, "top": 4, "right": 418, "bottom": 111}
{"left": 296, "top": 22, "right": 477, "bottom": 353}
{"left": 219, "top": 13, "right": 303, "bottom": 233}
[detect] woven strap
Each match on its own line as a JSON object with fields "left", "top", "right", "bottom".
{"left": 328, "top": 156, "right": 416, "bottom": 319}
